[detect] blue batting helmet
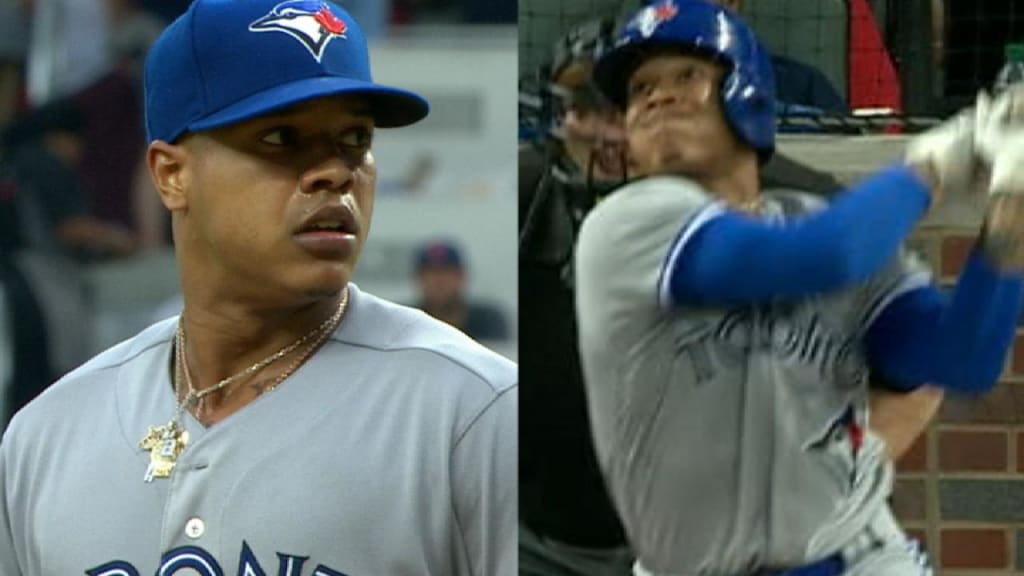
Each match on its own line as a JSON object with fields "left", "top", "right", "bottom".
{"left": 593, "top": 0, "right": 776, "bottom": 159}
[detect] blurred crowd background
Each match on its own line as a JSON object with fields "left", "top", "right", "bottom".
{"left": 0, "top": 0, "right": 517, "bottom": 431}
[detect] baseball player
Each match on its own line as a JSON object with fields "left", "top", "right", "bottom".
{"left": 0, "top": 1, "right": 516, "bottom": 575}
{"left": 574, "top": 1, "right": 1024, "bottom": 575}
{"left": 522, "top": 8, "right": 944, "bottom": 575}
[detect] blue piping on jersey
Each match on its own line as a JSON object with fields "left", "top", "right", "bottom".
{"left": 663, "top": 164, "right": 931, "bottom": 305}
{"left": 865, "top": 249, "right": 1024, "bottom": 393}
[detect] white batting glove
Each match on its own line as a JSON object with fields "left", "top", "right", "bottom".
{"left": 904, "top": 105, "right": 976, "bottom": 197}
{"left": 975, "top": 86, "right": 1024, "bottom": 196}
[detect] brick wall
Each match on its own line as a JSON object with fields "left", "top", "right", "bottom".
{"left": 892, "top": 227, "right": 1024, "bottom": 575}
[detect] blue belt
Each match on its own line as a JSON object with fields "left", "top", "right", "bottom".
{"left": 755, "top": 553, "right": 845, "bottom": 576}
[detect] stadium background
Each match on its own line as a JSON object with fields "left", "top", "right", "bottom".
{"left": 519, "top": 0, "right": 1024, "bottom": 573}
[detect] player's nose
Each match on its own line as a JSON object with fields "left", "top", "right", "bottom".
{"left": 299, "top": 144, "right": 355, "bottom": 195}
{"left": 642, "top": 81, "right": 683, "bottom": 113}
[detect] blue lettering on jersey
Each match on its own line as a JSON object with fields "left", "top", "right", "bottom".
{"left": 87, "top": 543, "right": 347, "bottom": 576}
{"left": 160, "top": 546, "right": 222, "bottom": 575}
{"left": 312, "top": 567, "right": 347, "bottom": 576}
{"left": 239, "top": 542, "right": 267, "bottom": 576}
{"left": 238, "top": 541, "right": 310, "bottom": 576}
{"left": 276, "top": 552, "right": 309, "bottom": 576}
{"left": 86, "top": 562, "right": 141, "bottom": 576}
{"left": 675, "top": 305, "right": 867, "bottom": 386}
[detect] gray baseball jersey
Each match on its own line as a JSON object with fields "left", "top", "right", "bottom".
{"left": 574, "top": 176, "right": 930, "bottom": 575}
{"left": 0, "top": 284, "right": 517, "bottom": 576}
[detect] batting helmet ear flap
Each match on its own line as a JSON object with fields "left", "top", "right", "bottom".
{"left": 719, "top": 43, "right": 776, "bottom": 162}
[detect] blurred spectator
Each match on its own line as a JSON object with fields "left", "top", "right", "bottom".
{"left": 17, "top": 0, "right": 169, "bottom": 248}
{"left": 772, "top": 55, "right": 849, "bottom": 114}
{"left": 0, "top": 99, "right": 121, "bottom": 420}
{"left": 108, "top": 0, "right": 164, "bottom": 63}
{"left": 25, "top": 0, "right": 112, "bottom": 106}
{"left": 727, "top": 0, "right": 848, "bottom": 114}
{"left": 0, "top": 0, "right": 29, "bottom": 130}
{"left": 412, "top": 239, "right": 509, "bottom": 341}
{"left": 3, "top": 99, "right": 136, "bottom": 260}
{"left": 0, "top": 160, "right": 53, "bottom": 428}
{"left": 74, "top": 0, "right": 167, "bottom": 249}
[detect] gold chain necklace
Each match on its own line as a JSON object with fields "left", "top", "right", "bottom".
{"left": 179, "top": 287, "right": 349, "bottom": 413}
{"left": 137, "top": 288, "right": 349, "bottom": 483}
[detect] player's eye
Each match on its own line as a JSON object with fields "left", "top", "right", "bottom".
{"left": 337, "top": 126, "right": 373, "bottom": 149}
{"left": 260, "top": 127, "right": 299, "bottom": 147}
{"left": 676, "top": 65, "right": 701, "bottom": 83}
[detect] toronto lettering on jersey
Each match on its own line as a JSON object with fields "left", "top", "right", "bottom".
{"left": 86, "top": 542, "right": 348, "bottom": 576}
{"left": 674, "top": 305, "right": 868, "bottom": 385}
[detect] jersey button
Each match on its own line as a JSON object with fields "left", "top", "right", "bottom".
{"left": 185, "top": 517, "right": 206, "bottom": 539}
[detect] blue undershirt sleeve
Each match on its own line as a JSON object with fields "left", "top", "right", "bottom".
{"left": 864, "top": 249, "right": 1024, "bottom": 393}
{"left": 667, "top": 164, "right": 930, "bottom": 306}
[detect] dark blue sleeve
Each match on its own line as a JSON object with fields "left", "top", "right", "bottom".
{"left": 666, "top": 164, "right": 930, "bottom": 305}
{"left": 865, "top": 250, "right": 1024, "bottom": 393}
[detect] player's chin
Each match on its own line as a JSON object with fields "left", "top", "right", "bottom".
{"left": 290, "top": 261, "right": 351, "bottom": 299}
{"left": 653, "top": 145, "right": 709, "bottom": 175}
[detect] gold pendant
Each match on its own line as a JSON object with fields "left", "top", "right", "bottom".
{"left": 138, "top": 420, "right": 190, "bottom": 483}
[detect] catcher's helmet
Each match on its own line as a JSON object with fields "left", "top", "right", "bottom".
{"left": 550, "top": 18, "right": 615, "bottom": 84}
{"left": 594, "top": 0, "right": 776, "bottom": 159}
{"left": 545, "top": 18, "right": 617, "bottom": 132}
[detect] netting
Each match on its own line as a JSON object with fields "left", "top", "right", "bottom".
{"left": 942, "top": 0, "right": 1024, "bottom": 102}
{"left": 518, "top": 0, "right": 1024, "bottom": 140}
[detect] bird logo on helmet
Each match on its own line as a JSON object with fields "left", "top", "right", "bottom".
{"left": 629, "top": 0, "right": 680, "bottom": 38}
{"left": 594, "top": 0, "right": 777, "bottom": 161}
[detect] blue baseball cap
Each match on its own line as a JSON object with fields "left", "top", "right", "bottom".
{"left": 415, "top": 240, "right": 464, "bottom": 271}
{"left": 144, "top": 0, "right": 430, "bottom": 143}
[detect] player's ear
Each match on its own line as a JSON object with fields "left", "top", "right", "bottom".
{"left": 146, "top": 139, "right": 192, "bottom": 212}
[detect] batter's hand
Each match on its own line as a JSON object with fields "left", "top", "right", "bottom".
{"left": 904, "top": 105, "right": 976, "bottom": 203}
{"left": 975, "top": 85, "right": 1024, "bottom": 196}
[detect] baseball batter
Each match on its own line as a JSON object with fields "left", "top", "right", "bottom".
{"left": 0, "top": 1, "right": 516, "bottom": 575}
{"left": 574, "top": 1, "right": 1024, "bottom": 575}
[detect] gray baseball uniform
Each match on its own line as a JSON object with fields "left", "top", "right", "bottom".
{"left": 0, "top": 284, "right": 517, "bottom": 576}
{"left": 574, "top": 176, "right": 931, "bottom": 576}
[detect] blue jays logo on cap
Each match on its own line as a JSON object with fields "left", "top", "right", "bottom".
{"left": 249, "top": 0, "right": 348, "bottom": 62}
{"left": 628, "top": 0, "right": 679, "bottom": 38}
